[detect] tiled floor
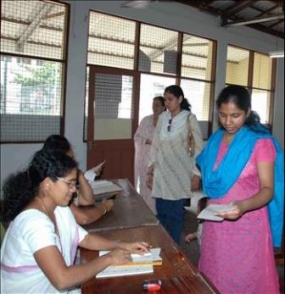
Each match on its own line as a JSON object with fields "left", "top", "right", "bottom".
{"left": 179, "top": 210, "right": 284, "bottom": 294}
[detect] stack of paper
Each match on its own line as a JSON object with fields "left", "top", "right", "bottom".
{"left": 96, "top": 248, "right": 162, "bottom": 278}
{"left": 89, "top": 180, "right": 122, "bottom": 197}
{"left": 197, "top": 204, "right": 235, "bottom": 221}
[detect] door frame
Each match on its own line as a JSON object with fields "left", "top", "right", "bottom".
{"left": 86, "top": 65, "right": 140, "bottom": 184}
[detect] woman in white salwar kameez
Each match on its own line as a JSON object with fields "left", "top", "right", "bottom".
{"left": 0, "top": 149, "right": 150, "bottom": 294}
{"left": 147, "top": 85, "right": 204, "bottom": 244}
{"left": 134, "top": 96, "right": 165, "bottom": 214}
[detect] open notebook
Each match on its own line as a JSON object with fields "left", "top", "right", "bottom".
{"left": 96, "top": 248, "right": 162, "bottom": 278}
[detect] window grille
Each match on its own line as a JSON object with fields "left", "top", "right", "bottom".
{"left": 252, "top": 52, "right": 274, "bottom": 124}
{"left": 181, "top": 35, "right": 214, "bottom": 81}
{"left": 87, "top": 11, "right": 136, "bottom": 69}
{"left": 226, "top": 46, "right": 249, "bottom": 86}
{"left": 0, "top": 0, "right": 68, "bottom": 142}
{"left": 139, "top": 24, "right": 179, "bottom": 74}
{"left": 226, "top": 45, "right": 274, "bottom": 125}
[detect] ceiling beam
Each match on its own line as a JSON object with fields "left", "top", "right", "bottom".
{"left": 222, "top": 0, "right": 252, "bottom": 16}
{"left": 16, "top": 3, "right": 54, "bottom": 52}
{"left": 174, "top": 0, "right": 283, "bottom": 38}
{"left": 223, "top": 13, "right": 284, "bottom": 27}
{"left": 247, "top": 22, "right": 284, "bottom": 38}
{"left": 148, "top": 35, "right": 181, "bottom": 60}
{"left": 1, "top": 17, "right": 62, "bottom": 32}
{"left": 256, "top": 4, "right": 279, "bottom": 17}
{"left": 268, "top": 19, "right": 283, "bottom": 28}
{"left": 44, "top": 11, "right": 65, "bottom": 20}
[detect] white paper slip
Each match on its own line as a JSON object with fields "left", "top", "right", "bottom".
{"left": 208, "top": 204, "right": 235, "bottom": 212}
{"left": 84, "top": 169, "right": 96, "bottom": 182}
{"left": 84, "top": 161, "right": 107, "bottom": 182}
{"left": 92, "top": 160, "right": 107, "bottom": 173}
{"left": 197, "top": 204, "right": 235, "bottom": 221}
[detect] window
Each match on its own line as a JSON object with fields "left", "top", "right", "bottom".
{"left": 226, "top": 45, "right": 275, "bottom": 125}
{"left": 180, "top": 80, "right": 212, "bottom": 139}
{"left": 139, "top": 24, "right": 178, "bottom": 75}
{"left": 1, "top": 58, "right": 62, "bottom": 116}
{"left": 0, "top": 0, "right": 68, "bottom": 142}
{"left": 181, "top": 35, "right": 215, "bottom": 139}
{"left": 139, "top": 74, "right": 175, "bottom": 122}
{"left": 181, "top": 35, "right": 214, "bottom": 80}
{"left": 86, "top": 11, "right": 216, "bottom": 140}
{"left": 226, "top": 46, "right": 249, "bottom": 86}
{"left": 87, "top": 12, "right": 136, "bottom": 69}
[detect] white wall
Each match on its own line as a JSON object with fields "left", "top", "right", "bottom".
{"left": 1, "top": 0, "right": 284, "bottom": 192}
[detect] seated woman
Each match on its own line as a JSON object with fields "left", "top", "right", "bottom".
{"left": 42, "top": 134, "right": 113, "bottom": 225}
{"left": 0, "top": 149, "right": 150, "bottom": 293}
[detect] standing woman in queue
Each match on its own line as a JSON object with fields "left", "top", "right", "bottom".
{"left": 147, "top": 85, "right": 204, "bottom": 244}
{"left": 134, "top": 96, "right": 166, "bottom": 214}
{"left": 0, "top": 149, "right": 150, "bottom": 293}
{"left": 197, "top": 85, "right": 284, "bottom": 293}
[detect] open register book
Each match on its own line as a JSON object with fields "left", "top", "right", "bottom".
{"left": 96, "top": 248, "right": 162, "bottom": 278}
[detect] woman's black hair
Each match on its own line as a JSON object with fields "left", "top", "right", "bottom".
{"left": 216, "top": 85, "right": 268, "bottom": 133}
{"left": 0, "top": 149, "right": 77, "bottom": 223}
{"left": 153, "top": 96, "right": 165, "bottom": 107}
{"left": 43, "top": 134, "right": 71, "bottom": 154}
{"left": 164, "top": 85, "right": 192, "bottom": 112}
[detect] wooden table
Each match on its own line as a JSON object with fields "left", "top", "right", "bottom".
{"left": 80, "top": 226, "right": 219, "bottom": 294}
{"left": 83, "top": 179, "right": 158, "bottom": 233}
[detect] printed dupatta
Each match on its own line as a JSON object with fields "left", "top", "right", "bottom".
{"left": 196, "top": 126, "right": 284, "bottom": 248}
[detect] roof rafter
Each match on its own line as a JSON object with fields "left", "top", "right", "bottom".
{"left": 222, "top": 0, "right": 252, "bottom": 18}
{"left": 223, "top": 13, "right": 284, "bottom": 27}
{"left": 174, "top": 0, "right": 284, "bottom": 38}
{"left": 16, "top": 2, "right": 54, "bottom": 52}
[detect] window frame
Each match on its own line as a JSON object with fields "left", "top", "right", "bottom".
{"left": 0, "top": 0, "right": 70, "bottom": 143}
